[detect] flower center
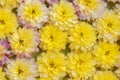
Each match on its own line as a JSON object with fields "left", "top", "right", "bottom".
{"left": 79, "top": 33, "right": 83, "bottom": 37}
{"left": 84, "top": 0, "right": 91, "bottom": 6}
{"left": 18, "top": 69, "right": 23, "bottom": 75}
{"left": 78, "top": 59, "right": 84, "bottom": 65}
{"left": 19, "top": 40, "right": 24, "bottom": 45}
{"left": 105, "top": 51, "right": 110, "bottom": 55}
{"left": 62, "top": 11, "right": 66, "bottom": 15}
{"left": 49, "top": 62, "right": 56, "bottom": 68}
{"left": 0, "top": 20, "right": 5, "bottom": 25}
{"left": 0, "top": 20, "right": 5, "bottom": 29}
{"left": 107, "top": 23, "right": 113, "bottom": 27}
{"left": 32, "top": 10, "right": 35, "bottom": 15}
{"left": 50, "top": 35, "right": 54, "bottom": 41}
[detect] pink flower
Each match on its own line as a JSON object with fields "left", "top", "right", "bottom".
{"left": 0, "top": 39, "right": 10, "bottom": 66}
{"left": 0, "top": 39, "right": 9, "bottom": 50}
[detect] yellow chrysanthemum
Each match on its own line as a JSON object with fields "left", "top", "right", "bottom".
{"left": 0, "top": 0, "right": 20, "bottom": 9}
{"left": 50, "top": 0, "right": 78, "bottom": 30}
{"left": 66, "top": 52, "right": 95, "bottom": 79}
{"left": 93, "top": 71, "right": 118, "bottom": 80}
{"left": 74, "top": 0, "right": 106, "bottom": 20}
{"left": 9, "top": 28, "right": 39, "bottom": 56}
{"left": 39, "top": 25, "right": 67, "bottom": 52}
{"left": 93, "top": 42, "right": 120, "bottom": 69}
{"left": 69, "top": 22, "right": 96, "bottom": 52}
{"left": 0, "top": 68, "right": 6, "bottom": 80}
{"left": 0, "top": 8, "right": 18, "bottom": 38}
{"left": 6, "top": 59, "right": 37, "bottom": 80}
{"left": 97, "top": 10, "right": 120, "bottom": 42}
{"left": 36, "top": 52, "right": 66, "bottom": 80}
{"left": 18, "top": 0, "right": 49, "bottom": 28}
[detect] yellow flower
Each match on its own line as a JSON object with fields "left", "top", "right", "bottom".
{"left": 50, "top": 0, "right": 78, "bottom": 30}
{"left": 39, "top": 24, "right": 67, "bottom": 52}
{"left": 66, "top": 52, "right": 95, "bottom": 79}
{"left": 93, "top": 42, "right": 120, "bottom": 69}
{"left": 9, "top": 28, "right": 39, "bottom": 56}
{"left": 18, "top": 0, "right": 49, "bottom": 28}
{"left": 6, "top": 59, "right": 37, "bottom": 80}
{"left": 0, "top": 8, "right": 18, "bottom": 38}
{"left": 36, "top": 52, "right": 66, "bottom": 80}
{"left": 0, "top": 0, "right": 20, "bottom": 9}
{"left": 0, "top": 68, "right": 6, "bottom": 80}
{"left": 97, "top": 10, "right": 120, "bottom": 42}
{"left": 93, "top": 71, "right": 118, "bottom": 80}
{"left": 74, "top": 0, "right": 106, "bottom": 20}
{"left": 69, "top": 22, "right": 96, "bottom": 52}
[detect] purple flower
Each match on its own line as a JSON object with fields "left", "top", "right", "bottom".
{"left": 0, "top": 39, "right": 10, "bottom": 66}
{"left": 0, "top": 39, "right": 9, "bottom": 50}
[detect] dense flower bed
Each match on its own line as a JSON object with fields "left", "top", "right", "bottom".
{"left": 0, "top": 0, "right": 120, "bottom": 80}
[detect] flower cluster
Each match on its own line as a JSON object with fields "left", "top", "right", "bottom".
{"left": 0, "top": 0, "right": 120, "bottom": 80}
